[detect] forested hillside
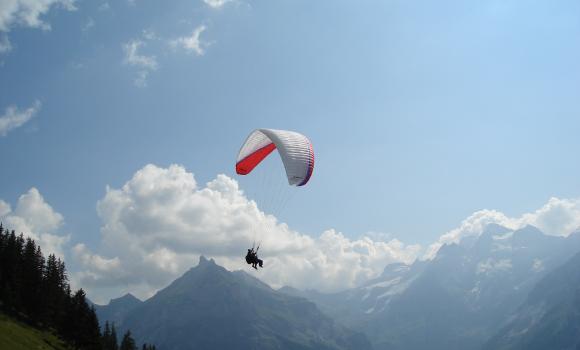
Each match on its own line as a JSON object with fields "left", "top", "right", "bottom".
{"left": 0, "top": 224, "right": 155, "bottom": 350}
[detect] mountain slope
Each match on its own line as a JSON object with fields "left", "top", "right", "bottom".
{"left": 0, "top": 313, "right": 69, "bottom": 350}
{"left": 113, "top": 256, "right": 371, "bottom": 350}
{"left": 484, "top": 251, "right": 580, "bottom": 350}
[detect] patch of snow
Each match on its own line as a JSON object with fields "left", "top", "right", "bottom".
{"left": 493, "top": 231, "right": 514, "bottom": 240}
{"left": 477, "top": 258, "right": 512, "bottom": 275}
{"left": 363, "top": 277, "right": 402, "bottom": 290}
{"left": 492, "top": 242, "right": 513, "bottom": 252}
{"left": 376, "top": 276, "right": 417, "bottom": 300}
{"left": 361, "top": 277, "right": 402, "bottom": 301}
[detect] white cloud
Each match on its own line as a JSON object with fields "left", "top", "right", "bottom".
{"left": 519, "top": 197, "right": 580, "bottom": 236}
{"left": 13, "top": 187, "right": 63, "bottom": 232}
{"left": 0, "top": 188, "right": 69, "bottom": 259}
{"left": 142, "top": 29, "right": 157, "bottom": 41}
{"left": 0, "top": 200, "right": 11, "bottom": 217}
{"left": 123, "top": 40, "right": 157, "bottom": 69}
{"left": 424, "top": 197, "right": 580, "bottom": 259}
{"left": 424, "top": 209, "right": 518, "bottom": 259}
{"left": 75, "top": 164, "right": 421, "bottom": 302}
{"left": 170, "top": 25, "right": 207, "bottom": 56}
{"left": 66, "top": 165, "right": 580, "bottom": 303}
{"left": 123, "top": 39, "right": 157, "bottom": 87}
{"left": 203, "top": 0, "right": 232, "bottom": 9}
{"left": 0, "top": 0, "right": 76, "bottom": 53}
{"left": 0, "top": 100, "right": 41, "bottom": 137}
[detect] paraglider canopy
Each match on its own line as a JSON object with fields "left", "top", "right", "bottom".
{"left": 236, "top": 128, "right": 314, "bottom": 186}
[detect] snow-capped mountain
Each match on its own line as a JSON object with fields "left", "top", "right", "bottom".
{"left": 281, "top": 224, "right": 580, "bottom": 350}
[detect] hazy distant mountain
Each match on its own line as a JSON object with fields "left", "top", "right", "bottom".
{"left": 282, "top": 225, "right": 580, "bottom": 350}
{"left": 100, "top": 256, "right": 371, "bottom": 350}
{"left": 279, "top": 261, "right": 425, "bottom": 330}
{"left": 94, "top": 293, "right": 143, "bottom": 327}
{"left": 484, "top": 251, "right": 580, "bottom": 350}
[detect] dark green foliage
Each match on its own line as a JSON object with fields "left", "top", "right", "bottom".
{"left": 102, "top": 321, "right": 120, "bottom": 350}
{"left": 0, "top": 224, "right": 156, "bottom": 350}
{"left": 0, "top": 224, "right": 102, "bottom": 348}
{"left": 111, "top": 322, "right": 119, "bottom": 350}
{"left": 120, "top": 330, "right": 137, "bottom": 350}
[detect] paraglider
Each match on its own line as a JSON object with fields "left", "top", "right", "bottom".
{"left": 245, "top": 243, "right": 263, "bottom": 270}
{"left": 236, "top": 128, "right": 314, "bottom": 269}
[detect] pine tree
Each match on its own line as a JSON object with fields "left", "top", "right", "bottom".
{"left": 0, "top": 225, "right": 155, "bottom": 350}
{"left": 42, "top": 254, "right": 63, "bottom": 325}
{"left": 59, "top": 284, "right": 74, "bottom": 341}
{"left": 120, "top": 330, "right": 137, "bottom": 350}
{"left": 0, "top": 224, "right": 5, "bottom": 301}
{"left": 65, "top": 288, "right": 102, "bottom": 349}
{"left": 1, "top": 231, "right": 24, "bottom": 310}
{"left": 102, "top": 321, "right": 111, "bottom": 350}
{"left": 111, "top": 322, "right": 119, "bottom": 350}
{"left": 21, "top": 238, "right": 45, "bottom": 322}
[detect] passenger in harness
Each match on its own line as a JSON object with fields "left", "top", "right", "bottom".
{"left": 245, "top": 246, "right": 263, "bottom": 270}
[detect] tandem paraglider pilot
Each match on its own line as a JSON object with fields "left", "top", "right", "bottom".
{"left": 236, "top": 128, "right": 315, "bottom": 272}
{"left": 245, "top": 247, "right": 263, "bottom": 270}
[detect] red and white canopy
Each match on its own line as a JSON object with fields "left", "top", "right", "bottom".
{"left": 236, "top": 129, "right": 314, "bottom": 186}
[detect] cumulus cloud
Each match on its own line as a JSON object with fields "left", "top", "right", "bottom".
{"left": 123, "top": 39, "right": 157, "bottom": 87}
{"left": 75, "top": 164, "right": 421, "bottom": 302}
{"left": 0, "top": 0, "right": 76, "bottom": 53}
{"left": 424, "top": 209, "right": 518, "bottom": 259}
{"left": 69, "top": 164, "right": 580, "bottom": 302}
{"left": 0, "top": 100, "right": 41, "bottom": 137}
{"left": 424, "top": 197, "right": 580, "bottom": 259}
{"left": 203, "top": 0, "right": 232, "bottom": 9}
{"left": 0, "top": 188, "right": 69, "bottom": 258}
{"left": 520, "top": 197, "right": 580, "bottom": 236}
{"left": 170, "top": 25, "right": 207, "bottom": 56}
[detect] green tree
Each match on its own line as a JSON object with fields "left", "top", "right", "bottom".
{"left": 120, "top": 330, "right": 137, "bottom": 350}
{"left": 110, "top": 323, "right": 119, "bottom": 350}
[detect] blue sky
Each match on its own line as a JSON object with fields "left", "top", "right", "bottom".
{"left": 1, "top": 0, "right": 580, "bottom": 301}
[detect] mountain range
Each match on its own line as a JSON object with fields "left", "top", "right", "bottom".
{"left": 96, "top": 256, "right": 371, "bottom": 350}
{"left": 96, "top": 224, "right": 580, "bottom": 350}
{"left": 280, "top": 224, "right": 580, "bottom": 350}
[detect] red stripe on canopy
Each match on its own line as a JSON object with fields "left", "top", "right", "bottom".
{"left": 236, "top": 143, "right": 277, "bottom": 175}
